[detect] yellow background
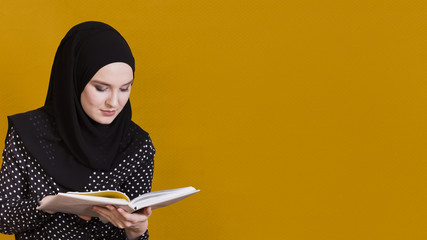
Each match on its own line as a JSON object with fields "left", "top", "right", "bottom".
{"left": 1, "top": 0, "right": 427, "bottom": 239}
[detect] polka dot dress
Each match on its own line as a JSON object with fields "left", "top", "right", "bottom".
{"left": 0, "top": 125, "right": 155, "bottom": 239}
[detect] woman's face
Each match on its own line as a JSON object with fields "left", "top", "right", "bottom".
{"left": 80, "top": 62, "right": 133, "bottom": 124}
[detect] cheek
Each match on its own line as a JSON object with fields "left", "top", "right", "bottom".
{"left": 119, "top": 93, "right": 131, "bottom": 106}
{"left": 81, "top": 89, "right": 103, "bottom": 109}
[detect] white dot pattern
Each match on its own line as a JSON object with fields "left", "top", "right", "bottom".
{"left": 0, "top": 125, "right": 155, "bottom": 239}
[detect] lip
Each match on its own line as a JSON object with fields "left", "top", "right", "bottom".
{"left": 100, "top": 110, "right": 116, "bottom": 116}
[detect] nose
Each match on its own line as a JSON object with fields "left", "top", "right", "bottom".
{"left": 105, "top": 91, "right": 119, "bottom": 108}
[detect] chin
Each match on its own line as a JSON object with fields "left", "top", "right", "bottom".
{"left": 92, "top": 116, "right": 116, "bottom": 125}
{"left": 99, "top": 119, "right": 114, "bottom": 125}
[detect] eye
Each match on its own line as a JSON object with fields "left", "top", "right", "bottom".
{"left": 95, "top": 85, "right": 107, "bottom": 92}
{"left": 120, "top": 84, "right": 131, "bottom": 92}
{"left": 120, "top": 87, "right": 130, "bottom": 92}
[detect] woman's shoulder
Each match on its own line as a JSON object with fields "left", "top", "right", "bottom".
{"left": 6, "top": 107, "right": 59, "bottom": 143}
{"left": 128, "top": 121, "right": 150, "bottom": 138}
{"left": 126, "top": 121, "right": 155, "bottom": 150}
{"left": 8, "top": 107, "right": 51, "bottom": 124}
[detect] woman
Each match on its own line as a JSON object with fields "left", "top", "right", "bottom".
{"left": 0, "top": 21, "right": 155, "bottom": 239}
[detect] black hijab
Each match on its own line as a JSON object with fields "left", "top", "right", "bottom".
{"left": 9, "top": 21, "right": 137, "bottom": 191}
{"left": 45, "top": 21, "right": 135, "bottom": 171}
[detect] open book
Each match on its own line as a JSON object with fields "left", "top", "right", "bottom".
{"left": 37, "top": 186, "right": 199, "bottom": 217}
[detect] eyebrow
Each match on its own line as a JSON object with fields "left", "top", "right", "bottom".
{"left": 91, "top": 79, "right": 134, "bottom": 87}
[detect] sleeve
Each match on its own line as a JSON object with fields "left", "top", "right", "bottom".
{"left": 94, "top": 223, "right": 149, "bottom": 240}
{"left": 120, "top": 135, "right": 155, "bottom": 240}
{"left": 110, "top": 229, "right": 149, "bottom": 240}
{"left": 132, "top": 230, "right": 149, "bottom": 240}
{"left": 0, "top": 126, "right": 52, "bottom": 234}
{"left": 120, "top": 135, "right": 155, "bottom": 199}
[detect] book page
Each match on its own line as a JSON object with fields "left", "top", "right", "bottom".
{"left": 37, "top": 186, "right": 200, "bottom": 216}
{"left": 67, "top": 190, "right": 130, "bottom": 202}
{"left": 130, "top": 187, "right": 200, "bottom": 210}
{"left": 37, "top": 193, "right": 132, "bottom": 217}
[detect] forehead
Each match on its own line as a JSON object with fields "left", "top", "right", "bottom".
{"left": 90, "top": 62, "right": 134, "bottom": 85}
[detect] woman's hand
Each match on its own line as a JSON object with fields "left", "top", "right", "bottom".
{"left": 39, "top": 195, "right": 56, "bottom": 214}
{"left": 93, "top": 205, "right": 152, "bottom": 240}
{"left": 40, "top": 195, "right": 92, "bottom": 221}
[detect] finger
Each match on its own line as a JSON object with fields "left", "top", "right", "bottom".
{"left": 78, "top": 215, "right": 92, "bottom": 221}
{"left": 117, "top": 208, "right": 144, "bottom": 223}
{"left": 133, "top": 207, "right": 151, "bottom": 217}
{"left": 105, "top": 205, "right": 127, "bottom": 221}
{"left": 93, "top": 206, "right": 115, "bottom": 224}
{"left": 144, "top": 207, "right": 152, "bottom": 217}
{"left": 94, "top": 206, "right": 126, "bottom": 228}
{"left": 95, "top": 205, "right": 149, "bottom": 230}
{"left": 118, "top": 208, "right": 151, "bottom": 227}
{"left": 93, "top": 205, "right": 118, "bottom": 216}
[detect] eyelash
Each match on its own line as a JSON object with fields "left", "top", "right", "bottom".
{"left": 94, "top": 86, "right": 130, "bottom": 92}
{"left": 120, "top": 87, "right": 130, "bottom": 92}
{"left": 95, "top": 86, "right": 107, "bottom": 92}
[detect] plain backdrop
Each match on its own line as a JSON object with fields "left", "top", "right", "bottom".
{"left": 1, "top": 0, "right": 427, "bottom": 239}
